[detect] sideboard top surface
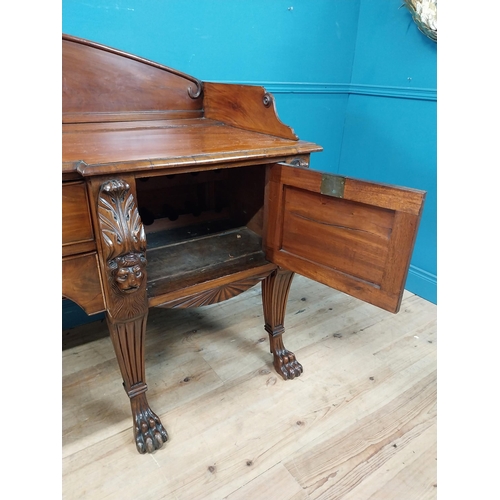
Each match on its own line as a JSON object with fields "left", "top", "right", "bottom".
{"left": 62, "top": 118, "right": 321, "bottom": 176}
{"left": 62, "top": 34, "right": 322, "bottom": 178}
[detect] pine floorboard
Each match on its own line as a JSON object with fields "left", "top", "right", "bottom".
{"left": 62, "top": 275, "right": 437, "bottom": 499}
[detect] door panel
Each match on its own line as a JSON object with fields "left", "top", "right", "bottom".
{"left": 264, "top": 164, "right": 425, "bottom": 313}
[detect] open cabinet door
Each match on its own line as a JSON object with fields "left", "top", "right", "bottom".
{"left": 264, "top": 164, "right": 426, "bottom": 313}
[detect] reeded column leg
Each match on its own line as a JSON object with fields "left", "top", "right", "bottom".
{"left": 97, "top": 179, "right": 167, "bottom": 454}
{"left": 262, "top": 268, "right": 303, "bottom": 380}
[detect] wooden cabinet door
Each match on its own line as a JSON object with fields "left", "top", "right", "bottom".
{"left": 264, "top": 164, "right": 426, "bottom": 313}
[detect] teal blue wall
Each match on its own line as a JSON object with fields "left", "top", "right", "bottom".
{"left": 62, "top": 0, "right": 436, "bottom": 328}
{"left": 339, "top": 0, "right": 437, "bottom": 303}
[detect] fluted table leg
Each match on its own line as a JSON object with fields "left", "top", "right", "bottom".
{"left": 262, "top": 268, "right": 303, "bottom": 380}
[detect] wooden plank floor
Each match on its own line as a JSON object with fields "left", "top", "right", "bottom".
{"left": 62, "top": 275, "right": 437, "bottom": 500}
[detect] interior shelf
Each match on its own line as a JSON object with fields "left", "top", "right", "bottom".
{"left": 146, "top": 226, "right": 270, "bottom": 300}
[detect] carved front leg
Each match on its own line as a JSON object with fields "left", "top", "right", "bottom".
{"left": 262, "top": 268, "right": 303, "bottom": 380}
{"left": 107, "top": 315, "right": 168, "bottom": 454}
{"left": 97, "top": 179, "right": 167, "bottom": 454}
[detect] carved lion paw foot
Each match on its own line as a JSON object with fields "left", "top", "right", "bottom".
{"left": 131, "top": 396, "right": 168, "bottom": 454}
{"left": 273, "top": 349, "right": 303, "bottom": 380}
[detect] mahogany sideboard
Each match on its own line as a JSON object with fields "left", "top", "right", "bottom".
{"left": 62, "top": 34, "right": 426, "bottom": 454}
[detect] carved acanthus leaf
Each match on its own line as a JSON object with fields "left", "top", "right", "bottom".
{"left": 98, "top": 180, "right": 146, "bottom": 261}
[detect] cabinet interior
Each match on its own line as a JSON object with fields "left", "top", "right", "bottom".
{"left": 136, "top": 165, "right": 270, "bottom": 298}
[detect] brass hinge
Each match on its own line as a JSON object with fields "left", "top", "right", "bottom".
{"left": 280, "top": 158, "right": 309, "bottom": 168}
{"left": 320, "top": 173, "right": 346, "bottom": 198}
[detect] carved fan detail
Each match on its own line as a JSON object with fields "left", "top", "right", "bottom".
{"left": 156, "top": 277, "right": 266, "bottom": 309}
